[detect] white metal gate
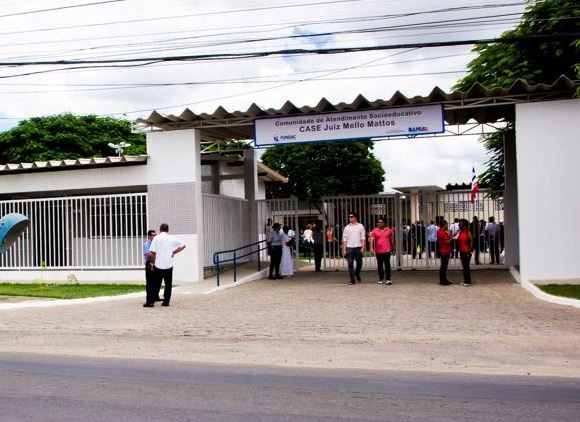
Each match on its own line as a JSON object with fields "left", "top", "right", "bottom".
{"left": 256, "top": 198, "right": 299, "bottom": 263}
{"left": 257, "top": 191, "right": 505, "bottom": 273}
{"left": 321, "top": 191, "right": 505, "bottom": 271}
{"left": 0, "top": 193, "right": 147, "bottom": 270}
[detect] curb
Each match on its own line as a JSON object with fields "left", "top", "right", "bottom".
{"left": 196, "top": 269, "right": 269, "bottom": 295}
{"left": 511, "top": 266, "right": 580, "bottom": 310}
{"left": 0, "top": 270, "right": 269, "bottom": 311}
{"left": 0, "top": 291, "right": 144, "bottom": 311}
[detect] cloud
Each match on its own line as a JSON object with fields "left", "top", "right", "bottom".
{"left": 0, "top": 0, "right": 524, "bottom": 184}
{"left": 375, "top": 135, "right": 487, "bottom": 188}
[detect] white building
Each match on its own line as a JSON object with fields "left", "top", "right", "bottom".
{"left": 0, "top": 76, "right": 578, "bottom": 286}
{"left": 0, "top": 141, "right": 286, "bottom": 283}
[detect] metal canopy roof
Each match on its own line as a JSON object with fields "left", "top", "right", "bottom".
{"left": 136, "top": 76, "right": 579, "bottom": 141}
{"left": 0, "top": 154, "right": 287, "bottom": 183}
{"left": 0, "top": 155, "right": 148, "bottom": 174}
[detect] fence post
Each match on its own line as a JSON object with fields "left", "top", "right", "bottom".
{"left": 233, "top": 251, "right": 237, "bottom": 283}
{"left": 395, "top": 193, "right": 403, "bottom": 270}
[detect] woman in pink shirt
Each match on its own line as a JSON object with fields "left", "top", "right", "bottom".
{"left": 370, "top": 218, "right": 395, "bottom": 285}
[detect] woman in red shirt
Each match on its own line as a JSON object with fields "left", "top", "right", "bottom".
{"left": 457, "top": 219, "right": 474, "bottom": 286}
{"left": 370, "top": 218, "right": 394, "bottom": 285}
{"left": 437, "top": 220, "right": 453, "bottom": 286}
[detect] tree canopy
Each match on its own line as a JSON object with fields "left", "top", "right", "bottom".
{"left": 0, "top": 113, "right": 146, "bottom": 163}
{"left": 454, "top": 0, "right": 579, "bottom": 91}
{"left": 453, "top": 0, "right": 579, "bottom": 193}
{"left": 261, "top": 141, "right": 385, "bottom": 200}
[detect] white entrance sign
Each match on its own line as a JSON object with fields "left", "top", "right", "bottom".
{"left": 254, "top": 104, "right": 444, "bottom": 147}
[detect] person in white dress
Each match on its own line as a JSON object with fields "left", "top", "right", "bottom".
{"left": 280, "top": 225, "right": 294, "bottom": 277}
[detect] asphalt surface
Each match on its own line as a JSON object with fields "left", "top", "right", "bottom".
{"left": 1, "top": 353, "right": 579, "bottom": 422}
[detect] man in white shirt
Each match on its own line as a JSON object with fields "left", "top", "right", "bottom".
{"left": 342, "top": 212, "right": 366, "bottom": 284}
{"left": 146, "top": 223, "right": 186, "bottom": 307}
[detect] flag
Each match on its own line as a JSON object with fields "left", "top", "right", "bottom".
{"left": 470, "top": 167, "right": 479, "bottom": 203}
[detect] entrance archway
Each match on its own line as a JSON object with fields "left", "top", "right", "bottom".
{"left": 137, "top": 76, "right": 579, "bottom": 283}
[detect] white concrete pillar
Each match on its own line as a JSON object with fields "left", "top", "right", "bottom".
{"left": 146, "top": 129, "right": 204, "bottom": 282}
{"left": 244, "top": 149, "right": 259, "bottom": 244}
{"left": 503, "top": 129, "right": 519, "bottom": 268}
{"left": 516, "top": 99, "right": 580, "bottom": 282}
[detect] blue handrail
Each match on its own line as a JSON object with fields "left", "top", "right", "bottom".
{"left": 212, "top": 240, "right": 268, "bottom": 287}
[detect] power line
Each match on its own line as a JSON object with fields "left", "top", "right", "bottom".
{"left": 4, "top": 15, "right": 523, "bottom": 63}
{"left": 0, "top": 0, "right": 129, "bottom": 19}
{"left": 0, "top": 51, "right": 475, "bottom": 85}
{"left": 0, "top": 71, "right": 469, "bottom": 94}
{"left": 0, "top": 2, "right": 527, "bottom": 52}
{"left": 0, "top": 0, "right": 369, "bottom": 37}
{"left": 0, "top": 33, "right": 576, "bottom": 67}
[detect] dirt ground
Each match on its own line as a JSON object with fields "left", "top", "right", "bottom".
{"left": 1, "top": 269, "right": 579, "bottom": 378}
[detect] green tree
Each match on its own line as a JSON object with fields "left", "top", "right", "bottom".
{"left": 454, "top": 0, "right": 579, "bottom": 91}
{"left": 453, "top": 0, "right": 580, "bottom": 193}
{"left": 261, "top": 141, "right": 385, "bottom": 200}
{"left": 0, "top": 113, "right": 146, "bottom": 163}
{"left": 477, "top": 125, "right": 512, "bottom": 193}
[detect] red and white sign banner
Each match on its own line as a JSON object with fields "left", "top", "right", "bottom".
{"left": 254, "top": 104, "right": 444, "bottom": 147}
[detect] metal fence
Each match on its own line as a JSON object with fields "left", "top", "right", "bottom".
{"left": 0, "top": 193, "right": 147, "bottom": 270}
{"left": 202, "top": 193, "right": 251, "bottom": 267}
{"left": 256, "top": 191, "right": 505, "bottom": 272}
{"left": 256, "top": 198, "right": 299, "bottom": 262}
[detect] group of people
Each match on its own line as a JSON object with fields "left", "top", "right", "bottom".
{"left": 266, "top": 222, "right": 326, "bottom": 280}
{"left": 341, "top": 213, "right": 478, "bottom": 287}
{"left": 142, "top": 223, "right": 186, "bottom": 308}
{"left": 400, "top": 216, "right": 504, "bottom": 263}
{"left": 266, "top": 212, "right": 505, "bottom": 288}
{"left": 341, "top": 212, "right": 395, "bottom": 285}
{"left": 265, "top": 223, "right": 294, "bottom": 279}
{"left": 436, "top": 219, "right": 472, "bottom": 287}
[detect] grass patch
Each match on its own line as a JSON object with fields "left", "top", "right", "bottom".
{"left": 0, "top": 283, "right": 144, "bottom": 300}
{"left": 538, "top": 284, "right": 580, "bottom": 301}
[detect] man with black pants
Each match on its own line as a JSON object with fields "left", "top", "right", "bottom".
{"left": 342, "top": 212, "right": 366, "bottom": 285}
{"left": 470, "top": 216, "right": 481, "bottom": 265}
{"left": 143, "top": 229, "right": 160, "bottom": 304}
{"left": 487, "top": 216, "right": 500, "bottom": 264}
{"left": 312, "top": 223, "right": 324, "bottom": 272}
{"left": 146, "top": 223, "right": 186, "bottom": 307}
{"left": 266, "top": 223, "right": 284, "bottom": 279}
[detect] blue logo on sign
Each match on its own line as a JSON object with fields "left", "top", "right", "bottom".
{"left": 273, "top": 134, "right": 297, "bottom": 142}
{"left": 408, "top": 126, "right": 429, "bottom": 133}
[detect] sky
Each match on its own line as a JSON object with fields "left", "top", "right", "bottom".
{"left": 0, "top": 0, "right": 528, "bottom": 188}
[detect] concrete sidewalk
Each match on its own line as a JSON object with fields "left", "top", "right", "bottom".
{"left": 0, "top": 268, "right": 579, "bottom": 377}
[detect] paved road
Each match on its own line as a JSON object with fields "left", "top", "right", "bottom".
{"left": 1, "top": 353, "right": 579, "bottom": 421}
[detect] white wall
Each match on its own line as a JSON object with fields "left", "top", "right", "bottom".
{"left": 516, "top": 99, "right": 580, "bottom": 282}
{"left": 0, "top": 165, "right": 148, "bottom": 195}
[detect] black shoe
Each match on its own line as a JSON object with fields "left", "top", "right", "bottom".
{"left": 143, "top": 303, "right": 154, "bottom": 308}
{"left": 348, "top": 280, "right": 355, "bottom": 285}
{"left": 356, "top": 275, "right": 361, "bottom": 282}
{"left": 268, "top": 276, "right": 275, "bottom": 280}
{"left": 161, "top": 302, "right": 170, "bottom": 307}
{"left": 276, "top": 276, "right": 283, "bottom": 279}
{"left": 439, "top": 281, "right": 452, "bottom": 286}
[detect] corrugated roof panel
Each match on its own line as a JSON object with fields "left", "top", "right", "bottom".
{"left": 135, "top": 77, "right": 578, "bottom": 136}
{"left": 351, "top": 94, "right": 372, "bottom": 109}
